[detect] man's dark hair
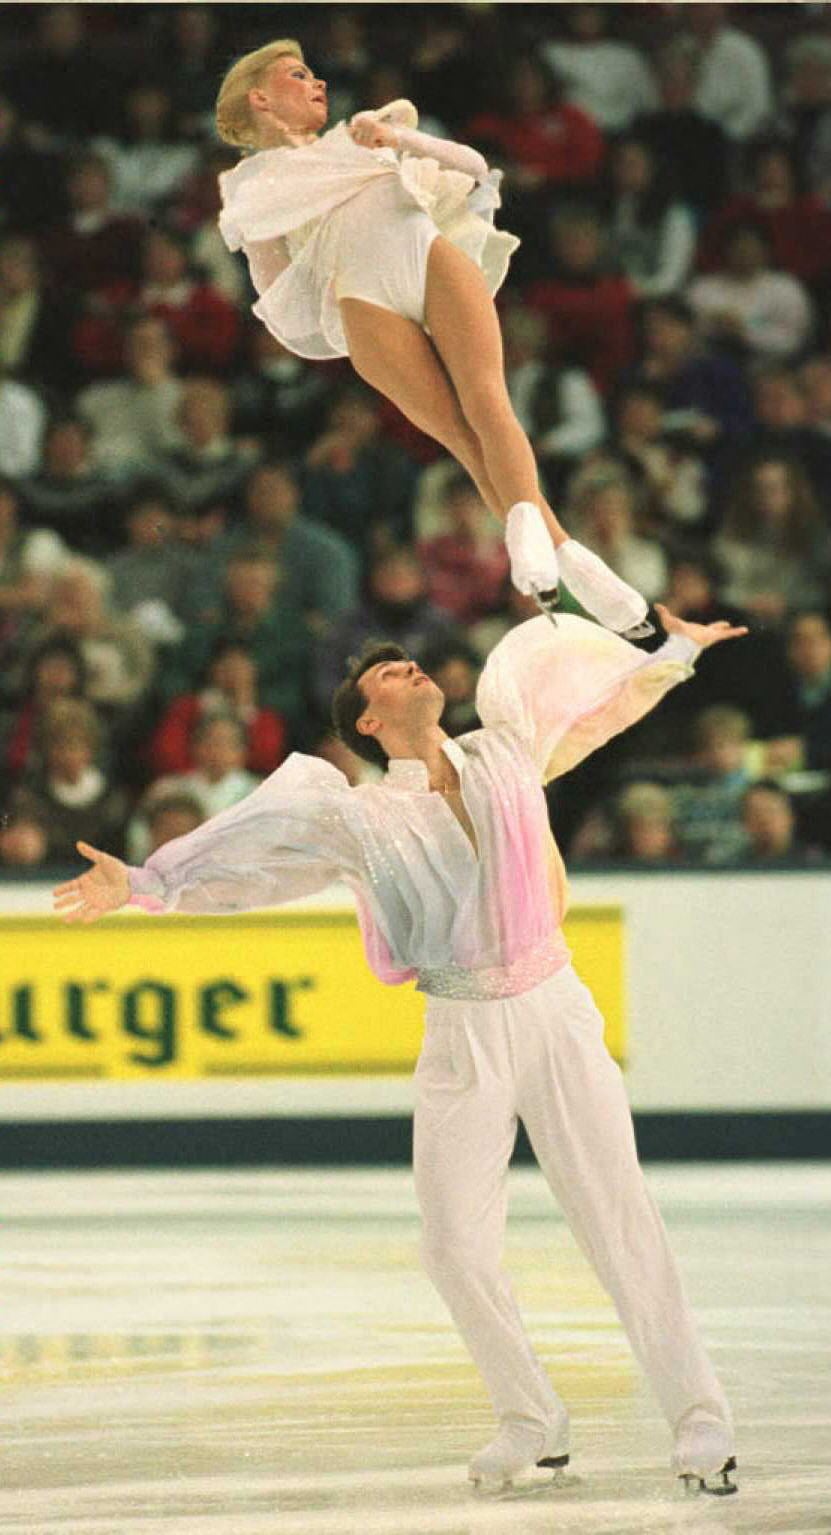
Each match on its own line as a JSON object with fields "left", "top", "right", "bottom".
{"left": 331, "top": 641, "right": 409, "bottom": 769}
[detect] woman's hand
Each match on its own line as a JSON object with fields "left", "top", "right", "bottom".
{"left": 53, "top": 841, "right": 130, "bottom": 924}
{"left": 655, "top": 602, "right": 749, "bottom": 651}
{"left": 348, "top": 112, "right": 399, "bottom": 150}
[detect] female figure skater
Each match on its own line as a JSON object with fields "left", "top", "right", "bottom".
{"left": 214, "top": 39, "right": 653, "bottom": 639}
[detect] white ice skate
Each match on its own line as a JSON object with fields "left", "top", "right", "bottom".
{"left": 505, "top": 501, "right": 561, "bottom": 627}
{"left": 671, "top": 1407, "right": 737, "bottom": 1497}
{"left": 557, "top": 537, "right": 655, "bottom": 640}
{"left": 468, "top": 1413, "right": 570, "bottom": 1493}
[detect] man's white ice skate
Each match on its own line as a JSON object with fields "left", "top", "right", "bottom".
{"left": 672, "top": 1407, "right": 737, "bottom": 1497}
{"left": 504, "top": 502, "right": 561, "bottom": 628}
{"left": 468, "top": 1414, "right": 570, "bottom": 1494}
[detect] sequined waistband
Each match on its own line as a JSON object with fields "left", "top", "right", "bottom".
{"left": 415, "top": 934, "right": 568, "bottom": 1002}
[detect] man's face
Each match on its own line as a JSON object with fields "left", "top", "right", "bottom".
{"left": 743, "top": 790, "right": 794, "bottom": 854}
{"left": 788, "top": 615, "right": 831, "bottom": 681}
{"left": 357, "top": 658, "right": 444, "bottom": 748}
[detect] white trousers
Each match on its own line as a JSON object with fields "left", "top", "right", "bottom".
{"left": 413, "top": 963, "right": 734, "bottom": 1442}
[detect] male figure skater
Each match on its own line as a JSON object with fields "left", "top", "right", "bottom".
{"left": 55, "top": 572, "right": 746, "bottom": 1495}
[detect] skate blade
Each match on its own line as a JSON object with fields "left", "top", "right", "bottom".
{"left": 470, "top": 1464, "right": 574, "bottom": 1500}
{"left": 678, "top": 1455, "right": 738, "bottom": 1497}
{"left": 532, "top": 586, "right": 559, "bottom": 627}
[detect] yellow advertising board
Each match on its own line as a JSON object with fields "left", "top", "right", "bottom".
{"left": 0, "top": 908, "right": 624, "bottom": 1081}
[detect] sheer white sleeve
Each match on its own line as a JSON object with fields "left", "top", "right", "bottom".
{"left": 243, "top": 236, "right": 290, "bottom": 296}
{"left": 127, "top": 754, "right": 361, "bottom": 916}
{"left": 392, "top": 124, "right": 489, "bottom": 183}
{"left": 476, "top": 615, "right": 697, "bottom": 783}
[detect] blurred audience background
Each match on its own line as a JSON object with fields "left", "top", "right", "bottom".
{"left": 2, "top": 0, "right": 831, "bottom": 871}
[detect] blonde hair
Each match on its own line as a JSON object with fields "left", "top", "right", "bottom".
{"left": 215, "top": 38, "right": 304, "bottom": 150}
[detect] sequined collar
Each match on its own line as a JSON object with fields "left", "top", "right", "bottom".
{"left": 385, "top": 738, "right": 465, "bottom": 792}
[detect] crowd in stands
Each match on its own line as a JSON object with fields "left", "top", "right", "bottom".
{"left": 2, "top": 0, "right": 831, "bottom": 874}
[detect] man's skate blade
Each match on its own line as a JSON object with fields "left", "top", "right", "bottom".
{"left": 678, "top": 1455, "right": 738, "bottom": 1497}
{"left": 470, "top": 1465, "right": 578, "bottom": 1500}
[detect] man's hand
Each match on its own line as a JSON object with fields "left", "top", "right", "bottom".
{"left": 53, "top": 841, "right": 130, "bottom": 923}
{"left": 655, "top": 602, "right": 749, "bottom": 651}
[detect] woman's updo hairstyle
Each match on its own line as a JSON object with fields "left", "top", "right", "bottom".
{"left": 215, "top": 38, "right": 304, "bottom": 150}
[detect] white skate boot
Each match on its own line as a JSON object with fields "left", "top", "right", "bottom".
{"left": 671, "top": 1407, "right": 737, "bottom": 1496}
{"left": 468, "top": 1412, "right": 570, "bottom": 1493}
{"left": 556, "top": 537, "right": 655, "bottom": 640}
{"left": 505, "top": 502, "right": 561, "bottom": 626}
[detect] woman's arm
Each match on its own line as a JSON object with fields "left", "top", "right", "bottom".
{"left": 349, "top": 111, "right": 490, "bottom": 182}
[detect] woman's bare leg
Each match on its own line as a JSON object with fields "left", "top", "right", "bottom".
{"left": 340, "top": 297, "right": 504, "bottom": 520}
{"left": 423, "top": 238, "right": 568, "bottom": 547}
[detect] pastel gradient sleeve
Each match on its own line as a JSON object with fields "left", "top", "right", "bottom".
{"left": 126, "top": 753, "right": 361, "bottom": 916}
{"left": 476, "top": 614, "right": 697, "bottom": 782}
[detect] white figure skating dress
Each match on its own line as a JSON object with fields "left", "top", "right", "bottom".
{"left": 218, "top": 108, "right": 519, "bottom": 360}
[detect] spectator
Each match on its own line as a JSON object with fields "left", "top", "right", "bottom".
{"left": 172, "top": 144, "right": 249, "bottom": 305}
{"left": 77, "top": 315, "right": 183, "bottom": 471}
{"left": 571, "top": 779, "right": 681, "bottom": 865}
{"left": 0, "top": 814, "right": 48, "bottom": 869}
{"left": 74, "top": 226, "right": 241, "bottom": 377}
{"left": 714, "top": 458, "right": 831, "bottom": 622}
{"left": 21, "top": 415, "right": 124, "bottom": 556}
{"left": 568, "top": 471, "right": 668, "bottom": 603}
{"left": 0, "top": 91, "right": 65, "bottom": 235}
{"left": 303, "top": 384, "right": 419, "bottom": 559}
{"left": 671, "top": 704, "right": 753, "bottom": 864}
{"left": 419, "top": 635, "right": 483, "bottom": 738}
{"left": 4, "top": 634, "right": 89, "bottom": 780}
{"left": 231, "top": 325, "right": 335, "bottom": 455}
{"left": 777, "top": 34, "right": 831, "bottom": 199}
{"left": 25, "top": 558, "right": 154, "bottom": 714}
{"left": 502, "top": 305, "right": 605, "bottom": 498}
{"left": 0, "top": 479, "right": 66, "bottom": 633}
{"left": 160, "top": 549, "right": 314, "bottom": 738}
{"left": 717, "top": 364, "right": 831, "bottom": 515}
{"left": 157, "top": 379, "right": 259, "bottom": 519}
{"left": 728, "top": 780, "right": 826, "bottom": 866}
{"left": 0, "top": 367, "right": 44, "bottom": 480}
{"left": 315, "top": 9, "right": 372, "bottom": 125}
{"left": 159, "top": 5, "right": 226, "bottom": 141}
{"left": 659, "top": 549, "right": 787, "bottom": 739}
{"left": 525, "top": 207, "right": 637, "bottom": 395}
{"left": 633, "top": 42, "right": 730, "bottom": 215}
{"left": 9, "top": 698, "right": 128, "bottom": 863}
{"left": 542, "top": 3, "right": 657, "bottom": 133}
{"left": 145, "top": 790, "right": 204, "bottom": 855}
{"left": 315, "top": 546, "right": 461, "bottom": 711}
{"left": 800, "top": 355, "right": 831, "bottom": 439}
{"left": 214, "top": 459, "right": 360, "bottom": 630}
{"left": 417, "top": 471, "right": 509, "bottom": 625}
{"left": 92, "top": 84, "right": 200, "bottom": 217}
{"left": 45, "top": 152, "right": 143, "bottom": 297}
{"left": 467, "top": 53, "right": 604, "bottom": 283}
{"left": 697, "top": 142, "right": 831, "bottom": 287}
{"left": 410, "top": 13, "right": 491, "bottom": 133}
{"left": 687, "top": 222, "right": 813, "bottom": 364}
{"left": 771, "top": 611, "right": 831, "bottom": 773}
{"left": 609, "top": 383, "right": 708, "bottom": 536}
{"left": 0, "top": 234, "right": 75, "bottom": 391}
{"left": 627, "top": 297, "right": 752, "bottom": 448}
{"left": 147, "top": 636, "right": 287, "bottom": 779}
{"left": 129, "top": 712, "right": 260, "bottom": 863}
{"left": 605, "top": 134, "right": 696, "bottom": 300}
{"left": 679, "top": 1, "right": 772, "bottom": 144}
{"left": 466, "top": 51, "right": 605, "bottom": 189}
{"left": 5, "top": 4, "right": 116, "bottom": 142}
{"left": 105, "top": 490, "right": 201, "bottom": 644}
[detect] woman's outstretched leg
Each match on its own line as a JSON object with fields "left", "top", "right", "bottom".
{"left": 340, "top": 296, "right": 504, "bottom": 519}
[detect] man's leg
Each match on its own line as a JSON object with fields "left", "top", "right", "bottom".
{"left": 413, "top": 1002, "right": 567, "bottom": 1433}
{"left": 515, "top": 966, "right": 733, "bottom": 1440}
